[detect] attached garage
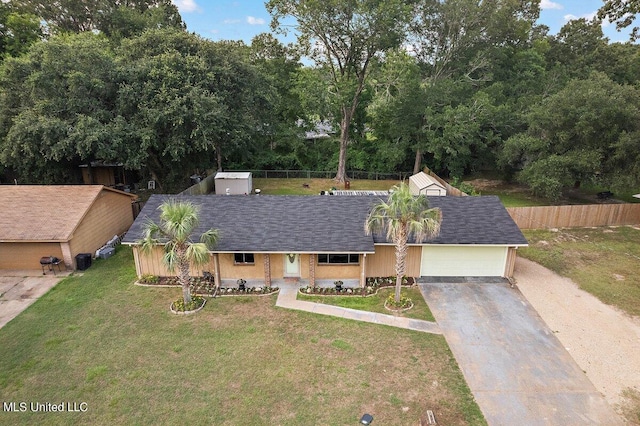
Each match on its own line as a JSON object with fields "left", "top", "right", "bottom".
{"left": 420, "top": 246, "right": 508, "bottom": 277}
{"left": 412, "top": 195, "right": 527, "bottom": 278}
{"left": 0, "top": 185, "right": 137, "bottom": 270}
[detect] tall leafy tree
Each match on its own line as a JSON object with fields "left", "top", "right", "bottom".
{"left": 267, "top": 0, "right": 414, "bottom": 182}
{"left": 365, "top": 183, "right": 441, "bottom": 303}
{"left": 12, "top": 0, "right": 183, "bottom": 35}
{"left": 0, "top": 32, "right": 119, "bottom": 182}
{"left": 139, "top": 200, "right": 219, "bottom": 306}
{"left": 0, "top": 2, "right": 42, "bottom": 59}
{"left": 116, "top": 30, "right": 268, "bottom": 188}
{"left": 367, "top": 50, "right": 427, "bottom": 174}
{"left": 500, "top": 72, "right": 640, "bottom": 198}
{"left": 398, "top": 0, "right": 541, "bottom": 174}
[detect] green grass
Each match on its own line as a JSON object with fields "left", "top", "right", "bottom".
{"left": 520, "top": 226, "right": 640, "bottom": 317}
{"left": 298, "top": 286, "right": 435, "bottom": 321}
{"left": 0, "top": 246, "right": 485, "bottom": 425}
{"left": 478, "top": 190, "right": 550, "bottom": 207}
{"left": 252, "top": 178, "right": 400, "bottom": 195}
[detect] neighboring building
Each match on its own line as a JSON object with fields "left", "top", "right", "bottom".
{"left": 214, "top": 172, "right": 253, "bottom": 195}
{"left": 122, "top": 195, "right": 527, "bottom": 286}
{"left": 409, "top": 172, "right": 447, "bottom": 196}
{"left": 0, "top": 185, "right": 137, "bottom": 270}
{"left": 79, "top": 161, "right": 126, "bottom": 187}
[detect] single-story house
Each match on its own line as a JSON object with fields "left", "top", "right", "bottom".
{"left": 214, "top": 172, "right": 253, "bottom": 195}
{"left": 409, "top": 172, "right": 447, "bottom": 196}
{"left": 0, "top": 185, "right": 137, "bottom": 270}
{"left": 122, "top": 194, "right": 527, "bottom": 286}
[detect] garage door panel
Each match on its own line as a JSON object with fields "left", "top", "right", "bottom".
{"left": 0, "top": 242, "right": 63, "bottom": 270}
{"left": 421, "top": 246, "right": 507, "bottom": 277}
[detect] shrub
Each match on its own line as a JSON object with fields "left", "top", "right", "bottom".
{"left": 386, "top": 293, "right": 412, "bottom": 309}
{"left": 139, "top": 274, "right": 158, "bottom": 284}
{"left": 171, "top": 296, "right": 205, "bottom": 312}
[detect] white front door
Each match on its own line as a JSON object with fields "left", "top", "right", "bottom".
{"left": 284, "top": 254, "right": 300, "bottom": 277}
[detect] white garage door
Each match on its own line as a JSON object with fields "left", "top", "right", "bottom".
{"left": 420, "top": 246, "right": 507, "bottom": 277}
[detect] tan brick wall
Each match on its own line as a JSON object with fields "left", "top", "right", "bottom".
{"left": 218, "top": 253, "right": 266, "bottom": 279}
{"left": 315, "top": 258, "right": 361, "bottom": 279}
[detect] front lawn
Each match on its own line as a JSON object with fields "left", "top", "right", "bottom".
{"left": 0, "top": 246, "right": 484, "bottom": 425}
{"left": 520, "top": 226, "right": 640, "bottom": 318}
{"left": 298, "top": 286, "right": 435, "bottom": 321}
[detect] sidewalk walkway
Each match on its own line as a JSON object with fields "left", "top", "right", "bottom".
{"left": 275, "top": 284, "right": 441, "bottom": 334}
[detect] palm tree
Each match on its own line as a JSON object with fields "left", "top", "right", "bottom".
{"left": 365, "top": 182, "right": 441, "bottom": 303}
{"left": 139, "top": 199, "right": 219, "bottom": 305}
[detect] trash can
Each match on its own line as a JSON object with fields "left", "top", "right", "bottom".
{"left": 345, "top": 180, "right": 351, "bottom": 189}
{"left": 76, "top": 253, "right": 92, "bottom": 271}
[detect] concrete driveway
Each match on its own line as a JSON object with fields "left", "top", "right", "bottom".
{"left": 0, "top": 270, "right": 69, "bottom": 329}
{"left": 419, "top": 279, "right": 622, "bottom": 426}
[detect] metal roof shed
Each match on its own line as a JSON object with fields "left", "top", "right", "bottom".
{"left": 409, "top": 172, "right": 446, "bottom": 196}
{"left": 214, "top": 172, "right": 253, "bottom": 195}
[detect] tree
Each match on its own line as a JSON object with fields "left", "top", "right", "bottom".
{"left": 0, "top": 3, "right": 42, "bottom": 59}
{"left": 116, "top": 30, "right": 269, "bottom": 188}
{"left": 365, "top": 183, "right": 441, "bottom": 303}
{"left": 267, "top": 0, "right": 413, "bottom": 182}
{"left": 139, "top": 200, "right": 219, "bottom": 305}
{"left": 401, "top": 0, "right": 541, "bottom": 174}
{"left": 500, "top": 72, "right": 640, "bottom": 198}
{"left": 11, "top": 0, "right": 183, "bottom": 35}
{"left": 598, "top": 0, "right": 640, "bottom": 40}
{"left": 0, "top": 32, "right": 120, "bottom": 183}
{"left": 367, "top": 50, "right": 427, "bottom": 174}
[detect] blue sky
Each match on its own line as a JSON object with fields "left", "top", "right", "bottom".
{"left": 171, "top": 0, "right": 634, "bottom": 44}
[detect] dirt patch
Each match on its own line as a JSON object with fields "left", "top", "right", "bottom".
{"left": 514, "top": 257, "right": 640, "bottom": 422}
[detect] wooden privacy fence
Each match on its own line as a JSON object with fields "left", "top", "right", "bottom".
{"left": 179, "top": 173, "right": 216, "bottom": 196}
{"left": 507, "top": 204, "right": 640, "bottom": 229}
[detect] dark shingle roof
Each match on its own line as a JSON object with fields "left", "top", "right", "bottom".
{"left": 122, "top": 194, "right": 527, "bottom": 252}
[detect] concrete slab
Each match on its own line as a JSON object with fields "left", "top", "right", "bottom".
{"left": 0, "top": 274, "right": 66, "bottom": 329}
{"left": 419, "top": 281, "right": 623, "bottom": 425}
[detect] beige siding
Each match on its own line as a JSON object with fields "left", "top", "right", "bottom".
{"left": 366, "top": 245, "right": 421, "bottom": 277}
{"left": 0, "top": 242, "right": 64, "bottom": 270}
{"left": 504, "top": 247, "right": 518, "bottom": 278}
{"left": 68, "top": 190, "right": 134, "bottom": 268}
{"left": 132, "top": 246, "right": 215, "bottom": 277}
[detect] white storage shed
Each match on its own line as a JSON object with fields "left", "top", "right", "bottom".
{"left": 214, "top": 172, "right": 253, "bottom": 195}
{"left": 409, "top": 172, "right": 446, "bottom": 196}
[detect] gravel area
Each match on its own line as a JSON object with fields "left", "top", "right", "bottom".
{"left": 514, "top": 257, "right": 640, "bottom": 418}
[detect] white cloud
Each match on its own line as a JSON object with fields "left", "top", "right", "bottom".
{"left": 246, "top": 16, "right": 266, "bottom": 25}
{"left": 540, "top": 0, "right": 563, "bottom": 10}
{"left": 563, "top": 11, "right": 604, "bottom": 23}
{"left": 223, "top": 19, "right": 242, "bottom": 24}
{"left": 564, "top": 11, "right": 612, "bottom": 28}
{"left": 172, "top": 0, "right": 200, "bottom": 13}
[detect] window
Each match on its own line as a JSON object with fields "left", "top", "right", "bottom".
{"left": 317, "top": 254, "right": 359, "bottom": 264}
{"left": 234, "top": 253, "right": 255, "bottom": 264}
